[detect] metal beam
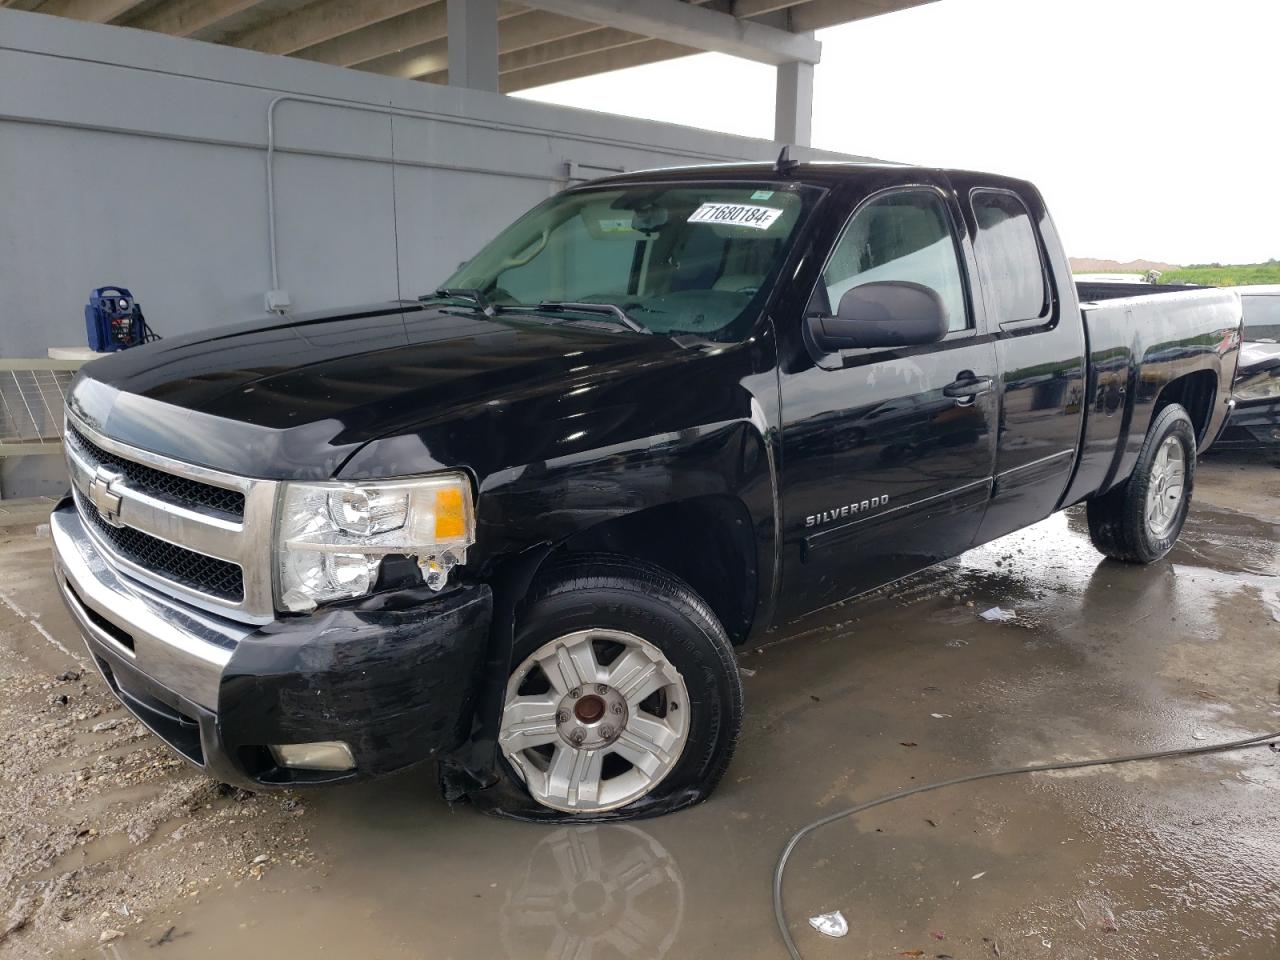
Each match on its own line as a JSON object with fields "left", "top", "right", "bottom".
{"left": 728, "top": 0, "right": 806, "bottom": 16}
{"left": 501, "top": 37, "right": 695, "bottom": 92}
{"left": 417, "top": 25, "right": 644, "bottom": 82}
{"left": 790, "top": 0, "right": 937, "bottom": 32}
{"left": 296, "top": 3, "right": 449, "bottom": 66}
{"left": 494, "top": 9, "right": 601, "bottom": 54}
{"left": 355, "top": 39, "right": 449, "bottom": 80}
{"left": 225, "top": 0, "right": 440, "bottom": 56}
{"left": 350, "top": 0, "right": 921, "bottom": 78}
{"left": 305, "top": 5, "right": 580, "bottom": 70}
{"left": 122, "top": 0, "right": 262, "bottom": 37}
{"left": 498, "top": 26, "right": 641, "bottom": 74}
{"left": 33, "top": 0, "right": 147, "bottom": 21}
{"left": 0, "top": 359, "right": 83, "bottom": 371}
{"left": 447, "top": 0, "right": 498, "bottom": 91}
{"left": 0, "top": 443, "right": 64, "bottom": 457}
{"left": 516, "top": 0, "right": 819, "bottom": 65}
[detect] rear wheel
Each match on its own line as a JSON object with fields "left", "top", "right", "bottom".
{"left": 498, "top": 555, "right": 742, "bottom": 817}
{"left": 1087, "top": 403, "right": 1196, "bottom": 563}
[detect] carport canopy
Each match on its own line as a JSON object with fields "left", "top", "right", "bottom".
{"left": 10, "top": 0, "right": 936, "bottom": 144}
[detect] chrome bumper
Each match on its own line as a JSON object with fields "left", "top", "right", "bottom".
{"left": 51, "top": 496, "right": 496, "bottom": 790}
{"left": 50, "top": 501, "right": 254, "bottom": 710}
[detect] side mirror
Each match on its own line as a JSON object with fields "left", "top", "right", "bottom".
{"left": 807, "top": 281, "right": 949, "bottom": 352}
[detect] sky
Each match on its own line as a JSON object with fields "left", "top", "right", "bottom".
{"left": 515, "top": 0, "right": 1278, "bottom": 266}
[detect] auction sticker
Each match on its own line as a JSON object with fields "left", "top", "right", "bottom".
{"left": 688, "top": 202, "right": 783, "bottom": 230}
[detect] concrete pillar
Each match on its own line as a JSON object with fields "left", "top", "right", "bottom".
{"left": 447, "top": 0, "right": 498, "bottom": 92}
{"left": 774, "top": 59, "right": 814, "bottom": 146}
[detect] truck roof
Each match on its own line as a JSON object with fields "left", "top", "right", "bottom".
{"left": 584, "top": 161, "right": 1037, "bottom": 194}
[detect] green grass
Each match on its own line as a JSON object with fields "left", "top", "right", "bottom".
{"left": 1157, "top": 262, "right": 1280, "bottom": 286}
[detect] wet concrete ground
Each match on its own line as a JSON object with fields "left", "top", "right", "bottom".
{"left": 1, "top": 454, "right": 1277, "bottom": 959}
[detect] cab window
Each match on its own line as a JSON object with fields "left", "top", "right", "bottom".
{"left": 970, "top": 190, "right": 1050, "bottom": 323}
{"left": 819, "top": 190, "right": 970, "bottom": 334}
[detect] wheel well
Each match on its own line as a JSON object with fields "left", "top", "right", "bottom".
{"left": 538, "top": 496, "right": 759, "bottom": 645}
{"left": 1152, "top": 370, "right": 1216, "bottom": 445}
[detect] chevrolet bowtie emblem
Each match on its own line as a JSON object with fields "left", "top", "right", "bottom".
{"left": 87, "top": 467, "right": 124, "bottom": 527}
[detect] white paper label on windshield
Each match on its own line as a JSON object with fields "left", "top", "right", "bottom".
{"left": 688, "top": 202, "right": 783, "bottom": 230}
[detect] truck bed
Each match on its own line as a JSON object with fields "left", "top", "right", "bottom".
{"left": 1075, "top": 281, "right": 1205, "bottom": 302}
{"left": 1063, "top": 287, "right": 1242, "bottom": 505}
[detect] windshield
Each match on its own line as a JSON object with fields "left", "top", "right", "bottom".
{"left": 440, "top": 182, "right": 819, "bottom": 339}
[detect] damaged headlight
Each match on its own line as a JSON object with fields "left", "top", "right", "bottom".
{"left": 1234, "top": 369, "right": 1280, "bottom": 402}
{"left": 275, "top": 473, "right": 475, "bottom": 612}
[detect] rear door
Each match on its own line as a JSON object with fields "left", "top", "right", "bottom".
{"left": 776, "top": 180, "right": 999, "bottom": 620}
{"left": 947, "top": 178, "right": 1087, "bottom": 545}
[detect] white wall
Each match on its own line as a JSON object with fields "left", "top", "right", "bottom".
{"left": 0, "top": 8, "right": 859, "bottom": 360}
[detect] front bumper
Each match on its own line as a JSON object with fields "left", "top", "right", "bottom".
{"left": 50, "top": 499, "right": 493, "bottom": 789}
{"left": 1214, "top": 398, "right": 1280, "bottom": 449}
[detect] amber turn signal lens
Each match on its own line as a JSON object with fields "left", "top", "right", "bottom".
{"left": 435, "top": 486, "right": 467, "bottom": 540}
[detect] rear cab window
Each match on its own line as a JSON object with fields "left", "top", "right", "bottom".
{"left": 970, "top": 190, "right": 1052, "bottom": 328}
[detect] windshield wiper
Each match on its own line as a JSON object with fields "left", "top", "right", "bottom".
{"left": 532, "top": 301, "right": 650, "bottom": 334}
{"left": 420, "top": 288, "right": 498, "bottom": 317}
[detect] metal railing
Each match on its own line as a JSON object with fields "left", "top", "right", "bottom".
{"left": 0, "top": 359, "right": 83, "bottom": 458}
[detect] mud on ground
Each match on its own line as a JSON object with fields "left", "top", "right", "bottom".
{"left": 0, "top": 529, "right": 312, "bottom": 955}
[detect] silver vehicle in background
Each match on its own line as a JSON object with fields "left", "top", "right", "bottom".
{"left": 1216, "top": 285, "right": 1280, "bottom": 453}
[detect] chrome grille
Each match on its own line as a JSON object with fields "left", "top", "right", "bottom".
{"left": 64, "top": 416, "right": 278, "bottom": 624}
{"left": 66, "top": 425, "right": 246, "bottom": 518}
{"left": 75, "top": 488, "right": 245, "bottom": 601}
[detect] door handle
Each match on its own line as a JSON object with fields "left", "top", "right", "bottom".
{"left": 943, "top": 375, "right": 994, "bottom": 406}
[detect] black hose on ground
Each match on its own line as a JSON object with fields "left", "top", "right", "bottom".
{"left": 773, "top": 729, "right": 1280, "bottom": 960}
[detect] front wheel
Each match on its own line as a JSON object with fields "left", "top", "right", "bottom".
{"left": 1087, "top": 403, "right": 1196, "bottom": 563}
{"left": 498, "top": 556, "right": 742, "bottom": 818}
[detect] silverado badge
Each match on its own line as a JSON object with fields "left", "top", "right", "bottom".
{"left": 805, "top": 495, "right": 889, "bottom": 528}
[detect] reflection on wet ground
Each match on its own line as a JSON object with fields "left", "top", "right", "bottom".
{"left": 52, "top": 460, "right": 1280, "bottom": 959}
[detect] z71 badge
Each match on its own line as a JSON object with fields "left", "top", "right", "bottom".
{"left": 805, "top": 495, "right": 890, "bottom": 528}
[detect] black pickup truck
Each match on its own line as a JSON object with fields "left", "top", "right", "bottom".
{"left": 52, "top": 161, "right": 1242, "bottom": 821}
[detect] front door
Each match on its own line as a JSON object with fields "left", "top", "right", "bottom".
{"left": 776, "top": 183, "right": 999, "bottom": 620}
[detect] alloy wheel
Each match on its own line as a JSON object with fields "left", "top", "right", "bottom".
{"left": 500, "top": 629, "right": 690, "bottom": 813}
{"left": 1145, "top": 434, "right": 1186, "bottom": 538}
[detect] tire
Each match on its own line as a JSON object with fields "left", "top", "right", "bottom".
{"left": 497, "top": 554, "right": 742, "bottom": 818}
{"left": 1087, "top": 403, "right": 1196, "bottom": 563}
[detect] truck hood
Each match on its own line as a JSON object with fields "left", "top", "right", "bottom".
{"left": 69, "top": 302, "right": 713, "bottom": 481}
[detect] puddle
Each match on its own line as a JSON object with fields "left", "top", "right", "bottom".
{"left": 31, "top": 832, "right": 135, "bottom": 881}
